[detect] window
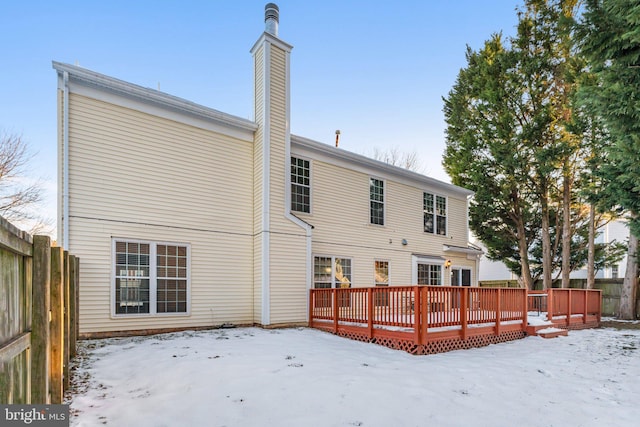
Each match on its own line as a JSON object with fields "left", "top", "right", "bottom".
{"left": 314, "top": 256, "right": 352, "bottom": 308}
{"left": 417, "top": 263, "right": 442, "bottom": 285}
{"left": 291, "top": 156, "right": 310, "bottom": 213}
{"left": 451, "top": 268, "right": 472, "bottom": 286}
{"left": 313, "top": 256, "right": 352, "bottom": 289}
{"left": 374, "top": 260, "right": 389, "bottom": 306}
{"left": 114, "top": 239, "right": 189, "bottom": 316}
{"left": 370, "top": 178, "right": 384, "bottom": 225}
{"left": 612, "top": 265, "right": 619, "bottom": 279}
{"left": 424, "top": 192, "right": 446, "bottom": 235}
{"left": 374, "top": 260, "right": 389, "bottom": 287}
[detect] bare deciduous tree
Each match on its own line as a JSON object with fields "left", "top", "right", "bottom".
{"left": 0, "top": 131, "right": 50, "bottom": 234}
{"left": 371, "top": 147, "right": 422, "bottom": 172}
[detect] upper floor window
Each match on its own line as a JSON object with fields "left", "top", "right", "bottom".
{"left": 291, "top": 156, "right": 310, "bottom": 213}
{"left": 370, "top": 178, "right": 384, "bottom": 225}
{"left": 114, "top": 239, "right": 189, "bottom": 316}
{"left": 424, "top": 192, "right": 446, "bottom": 235}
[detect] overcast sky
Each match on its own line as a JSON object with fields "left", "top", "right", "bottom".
{"left": 0, "top": 0, "right": 521, "bottom": 229}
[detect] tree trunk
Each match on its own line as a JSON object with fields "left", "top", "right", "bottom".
{"left": 619, "top": 230, "right": 638, "bottom": 320}
{"left": 541, "top": 186, "right": 553, "bottom": 289}
{"left": 561, "top": 172, "right": 571, "bottom": 288}
{"left": 516, "top": 217, "right": 533, "bottom": 290}
{"left": 587, "top": 204, "right": 596, "bottom": 290}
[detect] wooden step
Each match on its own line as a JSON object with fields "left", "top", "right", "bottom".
{"left": 526, "top": 323, "right": 568, "bottom": 338}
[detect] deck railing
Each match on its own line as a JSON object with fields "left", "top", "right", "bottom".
{"left": 309, "top": 286, "right": 529, "bottom": 353}
{"left": 527, "top": 288, "right": 602, "bottom": 327}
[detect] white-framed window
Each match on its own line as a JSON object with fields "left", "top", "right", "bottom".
{"left": 374, "top": 260, "right": 389, "bottom": 287}
{"left": 370, "top": 177, "right": 384, "bottom": 225}
{"left": 113, "top": 239, "right": 190, "bottom": 316}
{"left": 313, "top": 256, "right": 352, "bottom": 289}
{"left": 417, "top": 263, "right": 442, "bottom": 285}
{"left": 611, "top": 265, "right": 619, "bottom": 279}
{"left": 424, "top": 192, "right": 446, "bottom": 235}
{"left": 451, "top": 267, "right": 472, "bottom": 286}
{"left": 291, "top": 156, "right": 310, "bottom": 213}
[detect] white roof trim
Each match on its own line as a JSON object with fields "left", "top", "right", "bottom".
{"left": 52, "top": 61, "right": 258, "bottom": 135}
{"left": 291, "top": 134, "right": 473, "bottom": 198}
{"left": 443, "top": 244, "right": 484, "bottom": 255}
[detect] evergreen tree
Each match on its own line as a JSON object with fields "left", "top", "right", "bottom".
{"left": 577, "top": 0, "right": 640, "bottom": 318}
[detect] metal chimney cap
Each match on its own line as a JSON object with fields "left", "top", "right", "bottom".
{"left": 265, "top": 3, "right": 279, "bottom": 22}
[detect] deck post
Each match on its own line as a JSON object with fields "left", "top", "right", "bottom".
{"left": 566, "top": 289, "right": 572, "bottom": 328}
{"left": 461, "top": 287, "right": 468, "bottom": 341}
{"left": 413, "top": 286, "right": 421, "bottom": 344}
{"left": 583, "top": 289, "right": 588, "bottom": 325}
{"left": 546, "top": 289, "right": 553, "bottom": 322}
{"left": 308, "top": 290, "right": 313, "bottom": 327}
{"left": 422, "top": 287, "right": 428, "bottom": 341}
{"left": 522, "top": 288, "right": 528, "bottom": 331}
{"left": 367, "top": 288, "right": 373, "bottom": 339}
{"left": 333, "top": 289, "right": 338, "bottom": 334}
{"left": 495, "top": 288, "right": 501, "bottom": 336}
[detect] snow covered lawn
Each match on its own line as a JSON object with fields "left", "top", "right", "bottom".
{"left": 68, "top": 325, "right": 640, "bottom": 427}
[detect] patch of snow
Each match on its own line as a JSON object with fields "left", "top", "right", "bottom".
{"left": 68, "top": 326, "right": 640, "bottom": 427}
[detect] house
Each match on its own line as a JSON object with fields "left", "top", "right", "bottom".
{"left": 476, "top": 219, "right": 629, "bottom": 283}
{"left": 53, "top": 3, "right": 481, "bottom": 337}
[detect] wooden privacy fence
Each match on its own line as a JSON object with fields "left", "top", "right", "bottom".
{"left": 0, "top": 217, "right": 79, "bottom": 404}
{"left": 309, "top": 286, "right": 529, "bottom": 355}
{"left": 528, "top": 288, "right": 602, "bottom": 329}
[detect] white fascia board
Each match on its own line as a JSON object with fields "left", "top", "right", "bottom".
{"left": 250, "top": 32, "right": 293, "bottom": 55}
{"left": 52, "top": 61, "right": 257, "bottom": 142}
{"left": 443, "top": 244, "right": 484, "bottom": 255}
{"left": 291, "top": 135, "right": 473, "bottom": 199}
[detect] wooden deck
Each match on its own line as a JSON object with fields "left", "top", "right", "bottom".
{"left": 309, "top": 286, "right": 601, "bottom": 355}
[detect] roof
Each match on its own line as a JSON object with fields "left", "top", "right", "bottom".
{"left": 52, "top": 61, "right": 258, "bottom": 135}
{"left": 52, "top": 62, "right": 473, "bottom": 198}
{"left": 291, "top": 135, "right": 474, "bottom": 198}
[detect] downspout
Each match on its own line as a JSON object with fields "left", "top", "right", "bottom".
{"left": 63, "top": 71, "right": 70, "bottom": 250}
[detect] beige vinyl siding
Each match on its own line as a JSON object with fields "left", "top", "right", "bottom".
{"left": 67, "top": 93, "right": 255, "bottom": 333}
{"left": 265, "top": 44, "right": 309, "bottom": 323}
{"left": 268, "top": 233, "right": 308, "bottom": 324}
{"left": 305, "top": 158, "right": 475, "bottom": 287}
{"left": 71, "top": 218, "right": 253, "bottom": 334}
{"left": 253, "top": 44, "right": 265, "bottom": 322}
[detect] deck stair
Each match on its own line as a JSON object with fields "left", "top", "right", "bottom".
{"left": 526, "top": 320, "right": 568, "bottom": 339}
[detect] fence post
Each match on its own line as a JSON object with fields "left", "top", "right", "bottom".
{"left": 495, "top": 288, "right": 502, "bottom": 336}
{"left": 63, "top": 251, "right": 70, "bottom": 391}
{"left": 69, "top": 256, "right": 78, "bottom": 358}
{"left": 49, "top": 247, "right": 64, "bottom": 404}
{"left": 31, "top": 235, "right": 51, "bottom": 404}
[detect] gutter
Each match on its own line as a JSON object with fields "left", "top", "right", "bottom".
{"left": 63, "top": 71, "right": 70, "bottom": 250}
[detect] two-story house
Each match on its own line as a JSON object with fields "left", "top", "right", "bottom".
{"left": 53, "top": 3, "right": 480, "bottom": 337}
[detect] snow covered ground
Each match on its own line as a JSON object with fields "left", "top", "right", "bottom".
{"left": 68, "top": 323, "right": 640, "bottom": 427}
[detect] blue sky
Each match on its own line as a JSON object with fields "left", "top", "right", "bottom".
{"left": 0, "top": 0, "right": 521, "bottom": 229}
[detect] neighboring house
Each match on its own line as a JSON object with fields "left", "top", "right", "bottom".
{"left": 475, "top": 219, "right": 630, "bottom": 282}
{"left": 53, "top": 4, "right": 480, "bottom": 337}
